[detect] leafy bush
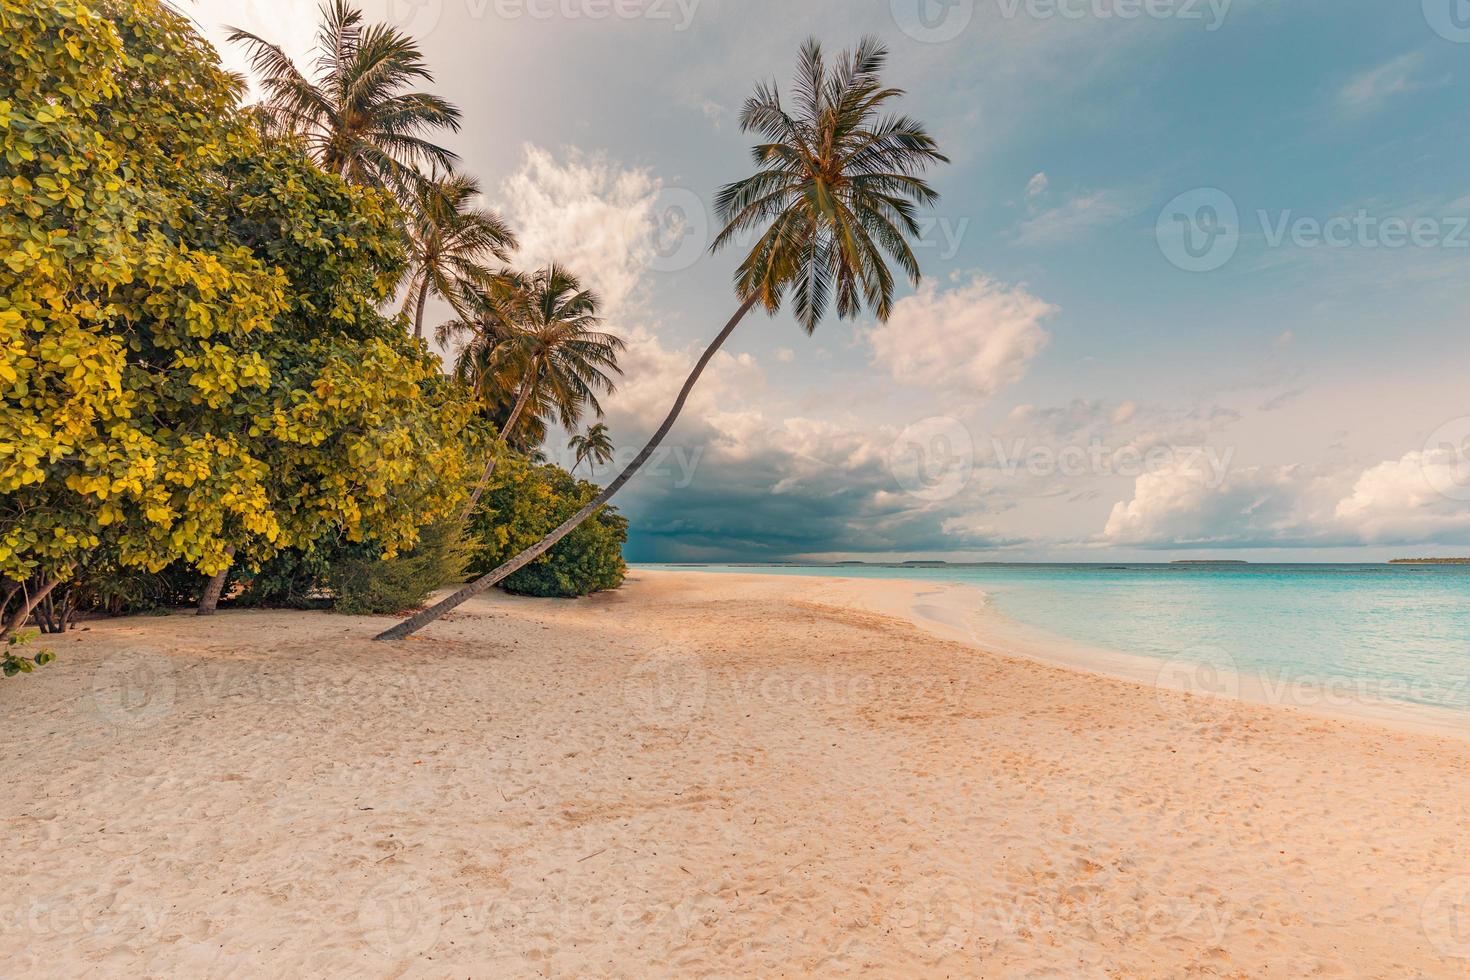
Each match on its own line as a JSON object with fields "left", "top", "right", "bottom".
{"left": 468, "top": 454, "right": 626, "bottom": 598}
{"left": 326, "top": 522, "right": 471, "bottom": 615}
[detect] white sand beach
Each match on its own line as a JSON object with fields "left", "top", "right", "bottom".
{"left": 4, "top": 569, "right": 1470, "bottom": 976}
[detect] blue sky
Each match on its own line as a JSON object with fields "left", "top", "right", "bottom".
{"left": 192, "top": 0, "right": 1470, "bottom": 561}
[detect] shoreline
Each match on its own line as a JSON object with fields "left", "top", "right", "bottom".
{"left": 638, "top": 567, "right": 1470, "bottom": 741}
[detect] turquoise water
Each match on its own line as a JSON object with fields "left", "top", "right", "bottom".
{"left": 638, "top": 563, "right": 1470, "bottom": 713}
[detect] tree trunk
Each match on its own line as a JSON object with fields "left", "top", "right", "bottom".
{"left": 197, "top": 547, "right": 236, "bottom": 617}
{"left": 412, "top": 276, "right": 431, "bottom": 341}
{"left": 459, "top": 372, "right": 537, "bottom": 522}
{"left": 0, "top": 574, "right": 64, "bottom": 641}
{"left": 376, "top": 294, "right": 760, "bottom": 641}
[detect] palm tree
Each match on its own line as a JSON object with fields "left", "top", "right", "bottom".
{"left": 228, "top": 0, "right": 461, "bottom": 197}
{"left": 402, "top": 172, "right": 518, "bottom": 340}
{"left": 376, "top": 36, "right": 946, "bottom": 640}
{"left": 443, "top": 265, "right": 625, "bottom": 518}
{"left": 568, "top": 423, "right": 615, "bottom": 474}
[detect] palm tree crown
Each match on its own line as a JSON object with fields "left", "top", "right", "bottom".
{"left": 228, "top": 0, "right": 461, "bottom": 196}
{"left": 568, "top": 423, "right": 615, "bottom": 474}
{"left": 402, "top": 172, "right": 518, "bottom": 339}
{"left": 713, "top": 36, "right": 948, "bottom": 332}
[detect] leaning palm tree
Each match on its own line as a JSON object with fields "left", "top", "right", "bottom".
{"left": 568, "top": 423, "right": 615, "bottom": 475}
{"left": 444, "top": 265, "right": 625, "bottom": 518}
{"left": 228, "top": 0, "right": 460, "bottom": 197}
{"left": 376, "top": 36, "right": 946, "bottom": 640}
{"left": 402, "top": 172, "right": 518, "bottom": 340}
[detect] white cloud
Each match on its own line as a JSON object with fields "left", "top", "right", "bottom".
{"left": 1338, "top": 53, "right": 1427, "bottom": 115}
{"left": 774, "top": 347, "right": 796, "bottom": 363}
{"left": 494, "top": 144, "right": 662, "bottom": 315}
{"left": 869, "top": 273, "right": 1055, "bottom": 397}
{"left": 1334, "top": 448, "right": 1470, "bottom": 542}
{"left": 1026, "top": 171, "right": 1049, "bottom": 199}
{"left": 1017, "top": 191, "right": 1132, "bottom": 245}
{"left": 1102, "top": 445, "right": 1470, "bottom": 548}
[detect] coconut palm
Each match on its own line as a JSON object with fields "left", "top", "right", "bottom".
{"left": 443, "top": 265, "right": 625, "bottom": 517}
{"left": 228, "top": 0, "right": 461, "bottom": 197}
{"left": 377, "top": 36, "right": 946, "bottom": 640}
{"left": 568, "top": 423, "right": 615, "bottom": 475}
{"left": 402, "top": 172, "right": 517, "bottom": 340}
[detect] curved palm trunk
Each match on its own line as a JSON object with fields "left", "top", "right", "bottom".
{"left": 458, "top": 372, "right": 537, "bottom": 522}
{"left": 376, "top": 294, "right": 760, "bottom": 641}
{"left": 411, "top": 276, "right": 431, "bottom": 340}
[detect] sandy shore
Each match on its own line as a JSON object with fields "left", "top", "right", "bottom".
{"left": 4, "top": 569, "right": 1470, "bottom": 977}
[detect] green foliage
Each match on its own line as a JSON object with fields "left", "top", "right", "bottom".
{"left": 327, "top": 521, "right": 471, "bottom": 615}
{"left": 0, "top": 0, "right": 478, "bottom": 614}
{"left": 3, "top": 630, "right": 54, "bottom": 678}
{"left": 468, "top": 453, "right": 626, "bottom": 598}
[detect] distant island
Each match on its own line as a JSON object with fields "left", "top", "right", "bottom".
{"left": 1170, "top": 560, "right": 1250, "bottom": 565}
{"left": 1390, "top": 558, "right": 1470, "bottom": 564}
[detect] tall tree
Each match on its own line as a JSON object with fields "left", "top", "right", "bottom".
{"left": 443, "top": 266, "right": 625, "bottom": 517}
{"left": 568, "top": 423, "right": 615, "bottom": 474}
{"left": 376, "top": 36, "right": 947, "bottom": 640}
{"left": 402, "top": 172, "right": 517, "bottom": 340}
{"left": 228, "top": 0, "right": 460, "bottom": 197}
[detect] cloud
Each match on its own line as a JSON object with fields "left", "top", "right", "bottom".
{"left": 1338, "top": 53, "right": 1427, "bottom": 115}
{"left": 868, "top": 273, "right": 1055, "bottom": 397}
{"left": 1334, "top": 448, "right": 1470, "bottom": 542}
{"left": 494, "top": 144, "right": 662, "bottom": 315}
{"left": 1026, "top": 172, "right": 1049, "bottom": 200}
{"left": 1102, "top": 446, "right": 1470, "bottom": 548}
{"left": 1017, "top": 191, "right": 1132, "bottom": 245}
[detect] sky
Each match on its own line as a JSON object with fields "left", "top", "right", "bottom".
{"left": 183, "top": 0, "right": 1470, "bottom": 562}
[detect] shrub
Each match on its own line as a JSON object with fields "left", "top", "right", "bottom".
{"left": 468, "top": 455, "right": 626, "bottom": 598}
{"left": 326, "top": 522, "right": 471, "bottom": 615}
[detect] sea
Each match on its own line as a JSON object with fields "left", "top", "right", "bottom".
{"left": 636, "top": 562, "right": 1470, "bottom": 714}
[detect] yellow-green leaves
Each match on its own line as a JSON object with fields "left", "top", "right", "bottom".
{"left": 1, "top": 0, "right": 474, "bottom": 589}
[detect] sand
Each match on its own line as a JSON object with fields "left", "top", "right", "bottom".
{"left": 4, "top": 568, "right": 1469, "bottom": 977}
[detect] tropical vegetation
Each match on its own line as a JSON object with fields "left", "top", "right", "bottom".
{"left": 1, "top": 0, "right": 944, "bottom": 658}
